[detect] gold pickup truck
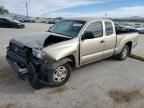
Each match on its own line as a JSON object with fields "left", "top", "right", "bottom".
{"left": 6, "top": 18, "right": 139, "bottom": 89}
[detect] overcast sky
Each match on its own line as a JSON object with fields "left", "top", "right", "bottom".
{"left": 0, "top": 0, "right": 144, "bottom": 18}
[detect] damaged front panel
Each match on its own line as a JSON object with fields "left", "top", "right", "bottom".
{"left": 8, "top": 31, "right": 79, "bottom": 66}
{"left": 43, "top": 35, "right": 70, "bottom": 47}
{"left": 42, "top": 38, "right": 79, "bottom": 64}
{"left": 13, "top": 32, "right": 71, "bottom": 49}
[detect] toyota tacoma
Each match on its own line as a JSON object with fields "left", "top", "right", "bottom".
{"left": 6, "top": 18, "right": 139, "bottom": 89}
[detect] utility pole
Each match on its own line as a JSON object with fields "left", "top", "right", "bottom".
{"left": 105, "top": 13, "right": 107, "bottom": 18}
{"left": 26, "top": 1, "right": 29, "bottom": 20}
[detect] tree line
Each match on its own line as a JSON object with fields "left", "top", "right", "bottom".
{"left": 0, "top": 6, "right": 9, "bottom": 15}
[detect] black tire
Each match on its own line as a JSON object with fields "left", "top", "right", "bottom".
{"left": 28, "top": 63, "right": 45, "bottom": 89}
{"left": 117, "top": 45, "right": 129, "bottom": 60}
{"left": 48, "top": 63, "right": 71, "bottom": 87}
{"left": 28, "top": 75, "right": 45, "bottom": 89}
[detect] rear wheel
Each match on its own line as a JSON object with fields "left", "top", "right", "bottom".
{"left": 117, "top": 45, "right": 129, "bottom": 60}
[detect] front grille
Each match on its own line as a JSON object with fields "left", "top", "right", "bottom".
{"left": 9, "top": 42, "right": 30, "bottom": 63}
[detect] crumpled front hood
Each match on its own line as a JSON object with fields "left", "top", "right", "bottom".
{"left": 13, "top": 32, "right": 51, "bottom": 49}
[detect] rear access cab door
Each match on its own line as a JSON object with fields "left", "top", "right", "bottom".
{"left": 103, "top": 21, "right": 116, "bottom": 58}
{"left": 80, "top": 21, "right": 105, "bottom": 65}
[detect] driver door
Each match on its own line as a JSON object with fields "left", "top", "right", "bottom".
{"left": 80, "top": 22, "right": 104, "bottom": 65}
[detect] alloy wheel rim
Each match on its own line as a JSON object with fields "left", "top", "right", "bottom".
{"left": 53, "top": 66, "right": 67, "bottom": 83}
{"left": 122, "top": 48, "right": 128, "bottom": 59}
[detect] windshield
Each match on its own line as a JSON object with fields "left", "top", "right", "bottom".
{"left": 48, "top": 20, "right": 86, "bottom": 38}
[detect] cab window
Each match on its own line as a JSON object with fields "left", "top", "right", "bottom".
{"left": 105, "top": 22, "right": 113, "bottom": 36}
{"left": 85, "top": 22, "right": 103, "bottom": 38}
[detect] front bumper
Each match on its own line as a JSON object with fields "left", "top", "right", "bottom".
{"left": 6, "top": 48, "right": 53, "bottom": 81}
{"left": 7, "top": 57, "right": 28, "bottom": 80}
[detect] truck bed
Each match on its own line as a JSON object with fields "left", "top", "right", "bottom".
{"left": 116, "top": 32, "right": 139, "bottom": 50}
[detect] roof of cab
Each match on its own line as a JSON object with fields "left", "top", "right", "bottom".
{"left": 65, "top": 17, "right": 112, "bottom": 22}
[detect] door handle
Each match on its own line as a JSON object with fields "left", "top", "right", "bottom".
{"left": 100, "top": 40, "right": 105, "bottom": 43}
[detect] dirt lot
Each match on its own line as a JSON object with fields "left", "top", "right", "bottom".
{"left": 0, "top": 23, "right": 144, "bottom": 108}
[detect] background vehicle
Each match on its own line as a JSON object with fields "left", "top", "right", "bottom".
{"left": 23, "top": 19, "right": 36, "bottom": 23}
{"left": 47, "top": 19, "right": 61, "bottom": 24}
{"left": 0, "top": 17, "right": 25, "bottom": 28}
{"left": 6, "top": 18, "right": 139, "bottom": 89}
{"left": 135, "top": 25, "right": 144, "bottom": 34}
{"left": 123, "top": 24, "right": 138, "bottom": 32}
{"left": 115, "top": 24, "right": 128, "bottom": 33}
{"left": 115, "top": 23, "right": 138, "bottom": 33}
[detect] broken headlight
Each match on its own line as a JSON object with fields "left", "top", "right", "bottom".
{"left": 32, "top": 48, "right": 45, "bottom": 59}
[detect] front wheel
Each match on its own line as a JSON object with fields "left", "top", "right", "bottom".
{"left": 48, "top": 63, "right": 71, "bottom": 87}
{"left": 117, "top": 45, "right": 129, "bottom": 60}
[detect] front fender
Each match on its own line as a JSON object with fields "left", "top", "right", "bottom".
{"left": 52, "top": 58, "right": 72, "bottom": 68}
{"left": 42, "top": 38, "right": 79, "bottom": 62}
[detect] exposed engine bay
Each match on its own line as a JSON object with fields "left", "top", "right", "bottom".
{"left": 43, "top": 35, "right": 70, "bottom": 47}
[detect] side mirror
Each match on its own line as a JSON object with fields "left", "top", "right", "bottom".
{"left": 81, "top": 31, "right": 95, "bottom": 40}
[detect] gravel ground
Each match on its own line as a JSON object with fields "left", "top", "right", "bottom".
{"left": 0, "top": 23, "right": 144, "bottom": 108}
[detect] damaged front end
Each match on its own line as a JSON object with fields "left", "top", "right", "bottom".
{"left": 6, "top": 39, "right": 55, "bottom": 87}
{"left": 6, "top": 32, "right": 78, "bottom": 89}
